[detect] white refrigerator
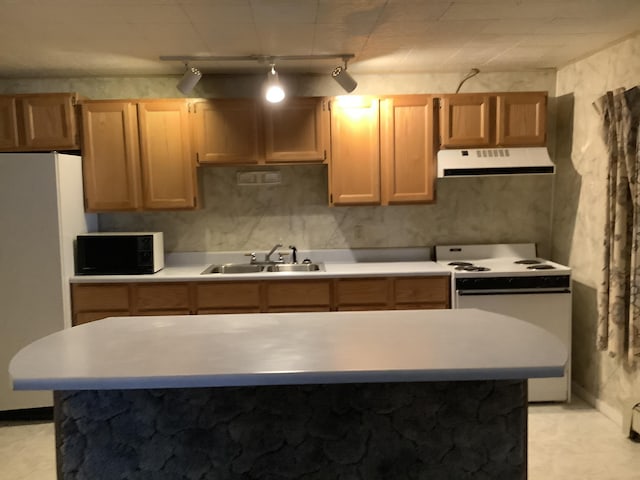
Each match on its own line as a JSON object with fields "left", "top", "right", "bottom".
{"left": 0, "top": 152, "right": 96, "bottom": 411}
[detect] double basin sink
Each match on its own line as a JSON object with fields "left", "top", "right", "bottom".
{"left": 201, "top": 262, "right": 324, "bottom": 274}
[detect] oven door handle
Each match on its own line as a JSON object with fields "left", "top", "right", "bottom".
{"left": 457, "top": 289, "right": 571, "bottom": 295}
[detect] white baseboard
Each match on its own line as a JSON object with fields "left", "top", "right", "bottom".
{"left": 572, "top": 381, "right": 624, "bottom": 428}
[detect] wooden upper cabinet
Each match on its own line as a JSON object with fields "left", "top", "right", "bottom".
{"left": 21, "top": 94, "right": 78, "bottom": 149}
{"left": 329, "top": 97, "right": 381, "bottom": 206}
{"left": 81, "top": 101, "right": 142, "bottom": 211}
{"left": 263, "top": 97, "right": 328, "bottom": 163}
{"left": 380, "top": 95, "right": 435, "bottom": 205}
{"left": 0, "top": 93, "right": 80, "bottom": 152}
{"left": 439, "top": 91, "right": 547, "bottom": 148}
{"left": 81, "top": 99, "right": 197, "bottom": 212}
{"left": 137, "top": 100, "right": 197, "bottom": 210}
{"left": 192, "top": 99, "right": 262, "bottom": 165}
{"left": 440, "top": 93, "right": 491, "bottom": 148}
{"left": 0, "top": 97, "right": 19, "bottom": 150}
{"left": 496, "top": 92, "right": 546, "bottom": 146}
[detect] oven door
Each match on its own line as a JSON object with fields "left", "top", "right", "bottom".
{"left": 455, "top": 290, "right": 572, "bottom": 402}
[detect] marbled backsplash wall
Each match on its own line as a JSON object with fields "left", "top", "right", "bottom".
{"left": 0, "top": 69, "right": 557, "bottom": 256}
{"left": 99, "top": 165, "right": 554, "bottom": 255}
{"left": 555, "top": 32, "right": 640, "bottom": 421}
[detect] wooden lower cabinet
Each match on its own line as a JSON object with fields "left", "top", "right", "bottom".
{"left": 71, "top": 275, "right": 450, "bottom": 325}
{"left": 394, "top": 276, "right": 450, "bottom": 309}
{"left": 195, "top": 281, "right": 261, "bottom": 314}
{"left": 132, "top": 283, "right": 192, "bottom": 315}
{"left": 265, "top": 280, "right": 331, "bottom": 312}
{"left": 334, "top": 278, "right": 392, "bottom": 310}
{"left": 71, "top": 283, "right": 130, "bottom": 325}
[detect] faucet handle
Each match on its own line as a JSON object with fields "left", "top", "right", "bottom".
{"left": 289, "top": 245, "right": 298, "bottom": 264}
{"left": 244, "top": 252, "right": 257, "bottom": 263}
{"left": 278, "top": 252, "right": 290, "bottom": 262}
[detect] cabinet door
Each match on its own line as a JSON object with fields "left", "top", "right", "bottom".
{"left": 195, "top": 281, "right": 262, "bottom": 313}
{"left": 264, "top": 280, "right": 331, "bottom": 312}
{"left": 20, "top": 93, "right": 79, "bottom": 150}
{"left": 393, "top": 276, "right": 450, "bottom": 309}
{"left": 81, "top": 101, "right": 143, "bottom": 211}
{"left": 380, "top": 95, "right": 435, "bottom": 205}
{"left": 132, "top": 283, "right": 192, "bottom": 314}
{"left": 440, "top": 93, "right": 491, "bottom": 148}
{"left": 263, "top": 97, "right": 328, "bottom": 163}
{"left": 192, "top": 99, "right": 262, "bottom": 164}
{"left": 329, "top": 97, "right": 380, "bottom": 205}
{"left": 334, "top": 278, "right": 391, "bottom": 310}
{"left": 71, "top": 283, "right": 131, "bottom": 326}
{"left": 496, "top": 92, "right": 546, "bottom": 146}
{"left": 138, "top": 100, "right": 197, "bottom": 209}
{"left": 0, "top": 97, "right": 19, "bottom": 150}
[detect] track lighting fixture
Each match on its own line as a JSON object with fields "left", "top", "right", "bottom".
{"left": 331, "top": 57, "right": 358, "bottom": 93}
{"left": 176, "top": 65, "right": 202, "bottom": 95}
{"left": 159, "top": 53, "right": 356, "bottom": 99}
{"left": 264, "top": 64, "right": 285, "bottom": 103}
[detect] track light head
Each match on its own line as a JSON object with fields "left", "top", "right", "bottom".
{"left": 176, "top": 66, "right": 202, "bottom": 95}
{"left": 264, "top": 64, "right": 285, "bottom": 103}
{"left": 332, "top": 59, "right": 357, "bottom": 93}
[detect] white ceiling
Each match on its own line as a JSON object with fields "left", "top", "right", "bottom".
{"left": 0, "top": 0, "right": 638, "bottom": 78}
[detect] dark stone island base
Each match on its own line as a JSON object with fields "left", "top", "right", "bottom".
{"left": 54, "top": 380, "right": 527, "bottom": 480}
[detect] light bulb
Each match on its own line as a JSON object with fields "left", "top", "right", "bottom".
{"left": 264, "top": 66, "right": 285, "bottom": 103}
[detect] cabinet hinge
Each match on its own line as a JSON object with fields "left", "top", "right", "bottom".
{"left": 323, "top": 149, "right": 327, "bottom": 160}
{"left": 196, "top": 152, "right": 200, "bottom": 165}
{"left": 330, "top": 193, "right": 333, "bottom": 203}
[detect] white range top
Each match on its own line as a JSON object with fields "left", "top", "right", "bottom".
{"left": 10, "top": 309, "right": 567, "bottom": 390}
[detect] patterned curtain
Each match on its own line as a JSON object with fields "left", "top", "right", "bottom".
{"left": 594, "top": 86, "right": 640, "bottom": 365}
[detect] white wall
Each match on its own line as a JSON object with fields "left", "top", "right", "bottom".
{"left": 554, "top": 31, "right": 640, "bottom": 423}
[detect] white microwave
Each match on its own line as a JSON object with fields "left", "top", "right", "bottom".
{"left": 75, "top": 232, "right": 164, "bottom": 275}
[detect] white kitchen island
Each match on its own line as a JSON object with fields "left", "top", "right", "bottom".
{"left": 10, "top": 309, "right": 567, "bottom": 480}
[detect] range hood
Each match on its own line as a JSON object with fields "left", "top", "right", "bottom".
{"left": 437, "top": 147, "right": 555, "bottom": 178}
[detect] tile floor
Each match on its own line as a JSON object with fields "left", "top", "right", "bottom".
{"left": 1, "top": 396, "right": 639, "bottom": 480}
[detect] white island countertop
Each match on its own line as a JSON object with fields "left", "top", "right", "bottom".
{"left": 10, "top": 309, "right": 567, "bottom": 390}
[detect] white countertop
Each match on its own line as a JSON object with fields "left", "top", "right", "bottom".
{"left": 69, "top": 247, "right": 450, "bottom": 283}
{"left": 70, "top": 261, "right": 449, "bottom": 283}
{"left": 10, "top": 309, "right": 567, "bottom": 390}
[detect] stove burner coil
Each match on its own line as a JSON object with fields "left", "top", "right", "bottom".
{"left": 515, "top": 259, "right": 542, "bottom": 265}
{"left": 448, "top": 261, "right": 473, "bottom": 267}
{"left": 526, "top": 264, "right": 556, "bottom": 270}
{"left": 456, "top": 265, "right": 491, "bottom": 272}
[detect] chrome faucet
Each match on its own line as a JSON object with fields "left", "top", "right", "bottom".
{"left": 265, "top": 243, "right": 283, "bottom": 263}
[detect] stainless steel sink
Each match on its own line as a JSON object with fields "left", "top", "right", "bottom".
{"left": 272, "top": 263, "right": 324, "bottom": 272}
{"left": 201, "top": 263, "right": 268, "bottom": 274}
{"left": 201, "top": 262, "right": 324, "bottom": 274}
